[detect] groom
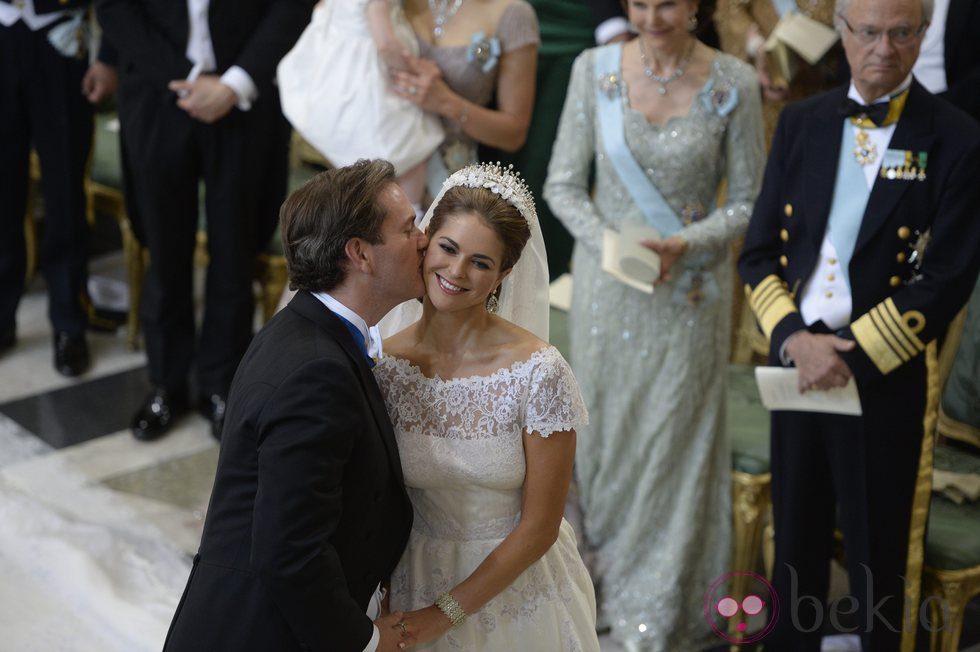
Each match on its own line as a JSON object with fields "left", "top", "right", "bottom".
{"left": 164, "top": 160, "right": 425, "bottom": 651}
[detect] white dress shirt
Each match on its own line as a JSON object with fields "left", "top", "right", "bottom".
{"left": 311, "top": 292, "right": 384, "bottom": 361}
{"left": 797, "top": 77, "right": 911, "bottom": 332}
{"left": 913, "top": 0, "right": 951, "bottom": 93}
{"left": 0, "top": 0, "right": 64, "bottom": 29}
{"left": 184, "top": 0, "right": 258, "bottom": 110}
{"left": 310, "top": 290, "right": 385, "bottom": 652}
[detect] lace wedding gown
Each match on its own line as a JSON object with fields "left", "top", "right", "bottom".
{"left": 374, "top": 346, "right": 599, "bottom": 651}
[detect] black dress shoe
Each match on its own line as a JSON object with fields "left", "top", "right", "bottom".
{"left": 132, "top": 388, "right": 188, "bottom": 441}
{"left": 198, "top": 394, "right": 227, "bottom": 441}
{"left": 53, "top": 331, "right": 89, "bottom": 377}
{"left": 0, "top": 324, "right": 14, "bottom": 356}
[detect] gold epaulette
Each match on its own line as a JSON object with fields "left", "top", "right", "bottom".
{"left": 851, "top": 297, "right": 927, "bottom": 374}
{"left": 746, "top": 275, "right": 798, "bottom": 340}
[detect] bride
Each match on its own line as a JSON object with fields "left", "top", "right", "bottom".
{"left": 374, "top": 163, "right": 599, "bottom": 650}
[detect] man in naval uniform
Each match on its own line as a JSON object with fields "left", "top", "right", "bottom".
{"left": 738, "top": 0, "right": 980, "bottom": 649}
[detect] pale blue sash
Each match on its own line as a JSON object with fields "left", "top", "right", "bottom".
{"left": 593, "top": 44, "right": 718, "bottom": 303}
{"left": 595, "top": 44, "right": 686, "bottom": 238}
{"left": 773, "top": 0, "right": 799, "bottom": 18}
{"left": 826, "top": 124, "right": 873, "bottom": 289}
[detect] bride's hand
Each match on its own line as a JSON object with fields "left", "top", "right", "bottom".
{"left": 397, "top": 606, "right": 452, "bottom": 646}
{"left": 641, "top": 236, "right": 689, "bottom": 285}
{"left": 391, "top": 57, "right": 451, "bottom": 114}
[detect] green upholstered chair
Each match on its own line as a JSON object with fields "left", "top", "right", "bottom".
{"left": 923, "top": 445, "right": 980, "bottom": 652}
{"left": 937, "top": 275, "right": 980, "bottom": 449}
{"left": 89, "top": 112, "right": 143, "bottom": 349}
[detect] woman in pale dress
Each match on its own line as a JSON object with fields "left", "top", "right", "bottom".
{"left": 374, "top": 163, "right": 599, "bottom": 651}
{"left": 392, "top": 0, "right": 540, "bottom": 196}
{"left": 276, "top": 0, "right": 540, "bottom": 312}
{"left": 543, "top": 0, "right": 765, "bottom": 650}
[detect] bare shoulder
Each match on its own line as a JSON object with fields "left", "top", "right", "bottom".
{"left": 382, "top": 324, "right": 421, "bottom": 362}
{"left": 489, "top": 316, "right": 550, "bottom": 365}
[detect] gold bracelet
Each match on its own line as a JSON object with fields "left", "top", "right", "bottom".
{"left": 435, "top": 592, "right": 467, "bottom": 627}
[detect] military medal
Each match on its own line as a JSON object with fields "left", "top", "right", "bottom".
{"left": 853, "top": 129, "right": 877, "bottom": 166}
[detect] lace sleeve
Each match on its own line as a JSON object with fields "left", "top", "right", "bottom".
{"left": 522, "top": 349, "right": 589, "bottom": 438}
{"left": 681, "top": 56, "right": 765, "bottom": 262}
{"left": 542, "top": 49, "right": 606, "bottom": 255}
{"left": 497, "top": 0, "right": 540, "bottom": 53}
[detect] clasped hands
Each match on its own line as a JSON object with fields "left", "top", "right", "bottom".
{"left": 640, "top": 236, "right": 689, "bottom": 285}
{"left": 388, "top": 52, "right": 451, "bottom": 115}
{"left": 375, "top": 605, "right": 451, "bottom": 651}
{"left": 784, "top": 331, "right": 856, "bottom": 392}
{"left": 168, "top": 75, "right": 238, "bottom": 124}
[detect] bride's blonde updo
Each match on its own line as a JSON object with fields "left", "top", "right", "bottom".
{"left": 428, "top": 185, "right": 531, "bottom": 272}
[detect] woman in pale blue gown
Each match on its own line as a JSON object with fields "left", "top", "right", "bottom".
{"left": 543, "top": 0, "right": 764, "bottom": 649}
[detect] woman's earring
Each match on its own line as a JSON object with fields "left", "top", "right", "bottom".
{"left": 688, "top": 14, "right": 699, "bottom": 31}
{"left": 486, "top": 292, "right": 500, "bottom": 313}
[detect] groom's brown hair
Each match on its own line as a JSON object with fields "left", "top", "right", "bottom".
{"left": 280, "top": 159, "right": 396, "bottom": 292}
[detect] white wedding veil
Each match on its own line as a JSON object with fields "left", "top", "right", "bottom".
{"left": 379, "top": 163, "right": 551, "bottom": 342}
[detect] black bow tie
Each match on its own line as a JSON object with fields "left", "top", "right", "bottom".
{"left": 839, "top": 97, "right": 890, "bottom": 126}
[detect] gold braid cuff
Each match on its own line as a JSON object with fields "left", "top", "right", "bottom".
{"left": 851, "top": 297, "right": 926, "bottom": 374}
{"left": 435, "top": 593, "right": 467, "bottom": 627}
{"left": 747, "top": 275, "right": 798, "bottom": 340}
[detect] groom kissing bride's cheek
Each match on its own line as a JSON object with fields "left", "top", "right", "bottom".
{"left": 162, "top": 161, "right": 599, "bottom": 652}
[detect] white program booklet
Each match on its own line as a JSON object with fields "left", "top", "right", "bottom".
{"left": 549, "top": 273, "right": 573, "bottom": 312}
{"left": 754, "top": 366, "right": 863, "bottom": 416}
{"left": 601, "top": 226, "right": 662, "bottom": 294}
{"left": 769, "top": 12, "right": 839, "bottom": 64}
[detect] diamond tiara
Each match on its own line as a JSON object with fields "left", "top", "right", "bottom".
{"left": 440, "top": 162, "right": 538, "bottom": 227}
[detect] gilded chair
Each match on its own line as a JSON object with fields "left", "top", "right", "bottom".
{"left": 922, "top": 444, "right": 980, "bottom": 652}
{"left": 728, "top": 363, "right": 773, "bottom": 643}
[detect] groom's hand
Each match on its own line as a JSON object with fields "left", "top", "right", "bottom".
{"left": 375, "top": 611, "right": 416, "bottom": 651}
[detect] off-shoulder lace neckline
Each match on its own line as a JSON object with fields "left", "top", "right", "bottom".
{"left": 380, "top": 345, "right": 557, "bottom": 383}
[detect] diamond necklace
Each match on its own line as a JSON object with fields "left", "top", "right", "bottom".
{"left": 639, "top": 37, "right": 695, "bottom": 95}
{"left": 428, "top": 0, "right": 464, "bottom": 39}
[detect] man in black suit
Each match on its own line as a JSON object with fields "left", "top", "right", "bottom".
{"left": 165, "top": 160, "right": 426, "bottom": 652}
{"left": 0, "top": 0, "right": 118, "bottom": 376}
{"left": 739, "top": 0, "right": 980, "bottom": 649}
{"left": 913, "top": 0, "right": 980, "bottom": 121}
{"left": 96, "top": 0, "right": 311, "bottom": 441}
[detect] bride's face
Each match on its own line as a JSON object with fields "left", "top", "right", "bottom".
{"left": 424, "top": 212, "right": 510, "bottom": 313}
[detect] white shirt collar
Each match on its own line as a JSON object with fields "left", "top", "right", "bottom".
{"left": 311, "top": 292, "right": 383, "bottom": 361}
{"left": 847, "top": 74, "right": 913, "bottom": 105}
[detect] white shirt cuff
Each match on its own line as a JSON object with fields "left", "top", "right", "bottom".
{"left": 220, "top": 65, "right": 258, "bottom": 111}
{"left": 362, "top": 625, "right": 380, "bottom": 652}
{"left": 595, "top": 17, "right": 631, "bottom": 45}
{"left": 779, "top": 329, "right": 805, "bottom": 366}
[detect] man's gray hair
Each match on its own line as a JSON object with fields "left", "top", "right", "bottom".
{"left": 834, "top": 0, "right": 934, "bottom": 24}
